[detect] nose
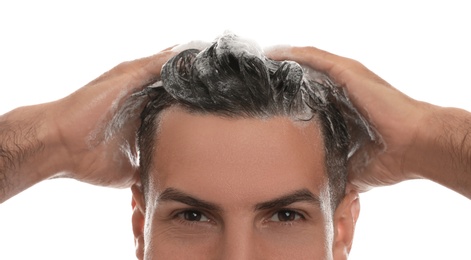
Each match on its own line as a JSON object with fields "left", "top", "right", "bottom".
{"left": 217, "top": 218, "right": 258, "bottom": 260}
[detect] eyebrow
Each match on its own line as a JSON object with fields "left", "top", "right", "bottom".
{"left": 158, "top": 188, "right": 222, "bottom": 212}
{"left": 254, "top": 188, "right": 321, "bottom": 211}
{"left": 157, "top": 188, "right": 321, "bottom": 212}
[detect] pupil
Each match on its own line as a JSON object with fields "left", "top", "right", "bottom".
{"left": 278, "top": 210, "right": 295, "bottom": 221}
{"left": 184, "top": 211, "right": 201, "bottom": 221}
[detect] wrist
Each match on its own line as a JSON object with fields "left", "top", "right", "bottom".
{"left": 0, "top": 103, "right": 65, "bottom": 202}
{"left": 406, "top": 105, "right": 471, "bottom": 197}
{"left": 35, "top": 102, "right": 71, "bottom": 179}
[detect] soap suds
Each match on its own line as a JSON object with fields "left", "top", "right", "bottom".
{"left": 214, "top": 33, "right": 264, "bottom": 59}
{"left": 171, "top": 41, "right": 211, "bottom": 53}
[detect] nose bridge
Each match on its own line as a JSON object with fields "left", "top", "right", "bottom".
{"left": 218, "top": 215, "right": 257, "bottom": 260}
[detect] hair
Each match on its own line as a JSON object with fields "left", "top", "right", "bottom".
{"left": 138, "top": 34, "right": 374, "bottom": 208}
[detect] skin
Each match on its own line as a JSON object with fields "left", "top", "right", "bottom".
{"left": 0, "top": 48, "right": 176, "bottom": 202}
{"left": 267, "top": 46, "right": 471, "bottom": 198}
{"left": 131, "top": 107, "right": 360, "bottom": 260}
{"left": 2, "top": 45, "right": 469, "bottom": 204}
{"left": 0, "top": 43, "right": 469, "bottom": 258}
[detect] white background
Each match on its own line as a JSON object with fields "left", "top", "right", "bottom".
{"left": 1, "top": 1, "right": 470, "bottom": 259}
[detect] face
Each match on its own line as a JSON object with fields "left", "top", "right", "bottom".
{"left": 132, "top": 107, "right": 360, "bottom": 260}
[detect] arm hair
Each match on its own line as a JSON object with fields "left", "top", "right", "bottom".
{"left": 0, "top": 114, "right": 45, "bottom": 202}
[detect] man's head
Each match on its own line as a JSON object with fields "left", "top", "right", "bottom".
{"left": 131, "top": 34, "right": 370, "bottom": 259}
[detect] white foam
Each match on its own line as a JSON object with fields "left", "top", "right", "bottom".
{"left": 171, "top": 41, "right": 211, "bottom": 53}
{"left": 170, "top": 33, "right": 265, "bottom": 61}
{"left": 215, "top": 33, "right": 264, "bottom": 59}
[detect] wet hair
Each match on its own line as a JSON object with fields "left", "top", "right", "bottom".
{"left": 138, "top": 34, "right": 374, "bottom": 208}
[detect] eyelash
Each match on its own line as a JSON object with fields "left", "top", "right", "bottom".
{"left": 173, "top": 208, "right": 306, "bottom": 227}
{"left": 173, "top": 209, "right": 214, "bottom": 227}
{"left": 266, "top": 209, "right": 306, "bottom": 226}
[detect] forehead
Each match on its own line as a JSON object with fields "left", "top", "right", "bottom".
{"left": 149, "top": 107, "right": 328, "bottom": 205}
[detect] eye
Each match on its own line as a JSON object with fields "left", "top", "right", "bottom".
{"left": 177, "top": 210, "right": 210, "bottom": 222}
{"left": 270, "top": 210, "right": 304, "bottom": 222}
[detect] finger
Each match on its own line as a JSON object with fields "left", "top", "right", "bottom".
{"left": 345, "top": 183, "right": 362, "bottom": 194}
{"left": 84, "top": 50, "right": 177, "bottom": 88}
{"left": 347, "top": 139, "right": 403, "bottom": 193}
{"left": 267, "top": 46, "right": 391, "bottom": 89}
{"left": 269, "top": 46, "right": 408, "bottom": 125}
{"left": 266, "top": 46, "right": 339, "bottom": 75}
{"left": 160, "top": 44, "right": 178, "bottom": 52}
{"left": 125, "top": 50, "right": 178, "bottom": 81}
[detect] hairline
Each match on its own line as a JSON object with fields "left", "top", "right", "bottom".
{"left": 142, "top": 103, "right": 336, "bottom": 205}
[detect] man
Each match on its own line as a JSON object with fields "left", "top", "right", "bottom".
{"left": 130, "top": 34, "right": 375, "bottom": 259}
{"left": 1, "top": 35, "right": 470, "bottom": 259}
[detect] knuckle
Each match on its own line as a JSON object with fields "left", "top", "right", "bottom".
{"left": 113, "top": 60, "right": 134, "bottom": 73}
{"left": 112, "top": 60, "right": 143, "bottom": 80}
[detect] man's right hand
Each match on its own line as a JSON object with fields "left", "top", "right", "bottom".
{"left": 0, "top": 48, "right": 176, "bottom": 202}
{"left": 52, "top": 49, "right": 177, "bottom": 187}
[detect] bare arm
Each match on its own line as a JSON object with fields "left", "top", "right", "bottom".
{"left": 411, "top": 107, "right": 471, "bottom": 198}
{"left": 0, "top": 105, "right": 52, "bottom": 201}
{"left": 0, "top": 49, "right": 176, "bottom": 203}
{"left": 268, "top": 46, "right": 471, "bottom": 199}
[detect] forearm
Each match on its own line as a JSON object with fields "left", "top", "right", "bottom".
{"left": 0, "top": 104, "right": 62, "bottom": 203}
{"left": 409, "top": 106, "right": 471, "bottom": 199}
